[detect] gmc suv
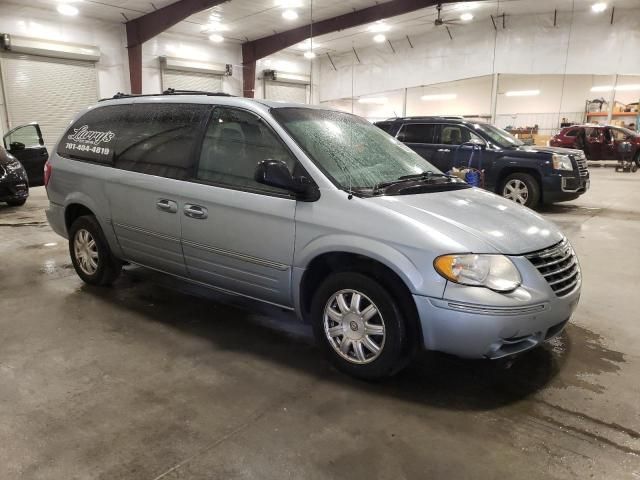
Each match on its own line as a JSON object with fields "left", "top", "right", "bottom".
{"left": 375, "top": 117, "right": 590, "bottom": 209}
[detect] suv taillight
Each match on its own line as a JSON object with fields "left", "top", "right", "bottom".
{"left": 44, "top": 160, "right": 52, "bottom": 187}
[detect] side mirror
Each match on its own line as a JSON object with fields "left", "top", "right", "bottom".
{"left": 461, "top": 139, "right": 486, "bottom": 150}
{"left": 10, "top": 141, "right": 25, "bottom": 152}
{"left": 255, "top": 159, "right": 319, "bottom": 201}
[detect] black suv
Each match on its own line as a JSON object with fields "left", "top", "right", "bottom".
{"left": 375, "top": 117, "right": 590, "bottom": 208}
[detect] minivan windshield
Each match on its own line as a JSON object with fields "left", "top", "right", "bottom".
{"left": 271, "top": 108, "right": 447, "bottom": 191}
{"left": 474, "top": 124, "right": 524, "bottom": 148}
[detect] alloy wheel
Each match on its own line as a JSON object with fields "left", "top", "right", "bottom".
{"left": 74, "top": 228, "right": 99, "bottom": 276}
{"left": 323, "top": 289, "right": 386, "bottom": 364}
{"left": 503, "top": 179, "right": 529, "bottom": 205}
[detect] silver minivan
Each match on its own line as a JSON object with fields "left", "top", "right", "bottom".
{"left": 46, "top": 93, "right": 581, "bottom": 379}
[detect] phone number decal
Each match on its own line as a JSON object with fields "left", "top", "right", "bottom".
{"left": 65, "top": 142, "right": 111, "bottom": 155}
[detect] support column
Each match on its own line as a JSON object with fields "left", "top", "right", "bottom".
{"left": 128, "top": 44, "right": 142, "bottom": 95}
{"left": 242, "top": 61, "right": 256, "bottom": 98}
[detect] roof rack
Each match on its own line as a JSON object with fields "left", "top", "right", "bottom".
{"left": 99, "top": 89, "right": 235, "bottom": 102}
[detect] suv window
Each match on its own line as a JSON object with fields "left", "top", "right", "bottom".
{"left": 565, "top": 129, "right": 579, "bottom": 137}
{"left": 436, "top": 124, "right": 483, "bottom": 145}
{"left": 611, "top": 128, "right": 629, "bottom": 141}
{"left": 197, "top": 107, "right": 297, "bottom": 193}
{"left": 115, "top": 103, "right": 208, "bottom": 180}
{"left": 397, "top": 123, "right": 435, "bottom": 143}
{"left": 58, "top": 105, "right": 125, "bottom": 164}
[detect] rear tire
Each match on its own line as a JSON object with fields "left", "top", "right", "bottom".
{"left": 311, "top": 272, "right": 409, "bottom": 380}
{"left": 6, "top": 198, "right": 26, "bottom": 206}
{"left": 500, "top": 172, "right": 541, "bottom": 209}
{"left": 68, "top": 215, "right": 121, "bottom": 286}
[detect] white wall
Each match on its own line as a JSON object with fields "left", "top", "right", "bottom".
{"left": 0, "top": 3, "right": 244, "bottom": 101}
{"left": 318, "top": 7, "right": 640, "bottom": 103}
{"left": 255, "top": 51, "right": 317, "bottom": 102}
{"left": 0, "top": 4, "right": 129, "bottom": 99}
{"left": 142, "top": 33, "right": 242, "bottom": 95}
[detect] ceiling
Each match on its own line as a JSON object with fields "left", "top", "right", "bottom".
{"left": 3, "top": 0, "right": 639, "bottom": 57}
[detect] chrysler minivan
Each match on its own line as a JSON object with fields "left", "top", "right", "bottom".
{"left": 45, "top": 93, "right": 581, "bottom": 379}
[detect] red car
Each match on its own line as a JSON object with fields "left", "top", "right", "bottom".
{"left": 550, "top": 125, "right": 640, "bottom": 164}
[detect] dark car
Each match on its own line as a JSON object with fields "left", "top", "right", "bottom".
{"left": 375, "top": 116, "right": 589, "bottom": 209}
{"left": 550, "top": 124, "right": 640, "bottom": 164}
{"left": 2, "top": 122, "right": 49, "bottom": 187}
{"left": 0, "top": 145, "right": 29, "bottom": 206}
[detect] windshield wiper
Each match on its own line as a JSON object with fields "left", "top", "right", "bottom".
{"left": 373, "top": 171, "right": 459, "bottom": 192}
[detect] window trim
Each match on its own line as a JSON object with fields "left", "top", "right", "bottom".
{"left": 192, "top": 104, "right": 311, "bottom": 199}
{"left": 395, "top": 122, "right": 437, "bottom": 144}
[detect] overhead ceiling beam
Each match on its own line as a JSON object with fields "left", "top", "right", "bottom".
{"left": 125, "top": 0, "right": 228, "bottom": 93}
{"left": 242, "top": 0, "right": 477, "bottom": 64}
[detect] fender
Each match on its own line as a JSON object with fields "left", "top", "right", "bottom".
{"left": 63, "top": 191, "right": 123, "bottom": 258}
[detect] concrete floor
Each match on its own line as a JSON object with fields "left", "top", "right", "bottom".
{"left": 1, "top": 167, "right": 639, "bottom": 479}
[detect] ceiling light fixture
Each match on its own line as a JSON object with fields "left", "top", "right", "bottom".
{"left": 209, "top": 34, "right": 224, "bottom": 42}
{"left": 421, "top": 93, "right": 457, "bottom": 101}
{"left": 373, "top": 34, "right": 386, "bottom": 43}
{"left": 591, "top": 2, "right": 607, "bottom": 12}
{"left": 368, "top": 21, "right": 391, "bottom": 33}
{"left": 304, "top": 50, "right": 316, "bottom": 59}
{"left": 590, "top": 85, "right": 614, "bottom": 92}
{"left": 460, "top": 12, "right": 474, "bottom": 21}
{"left": 358, "top": 97, "right": 388, "bottom": 104}
{"left": 505, "top": 90, "right": 540, "bottom": 97}
{"left": 282, "top": 9, "right": 299, "bottom": 20}
{"left": 615, "top": 84, "right": 640, "bottom": 91}
{"left": 57, "top": 3, "right": 79, "bottom": 16}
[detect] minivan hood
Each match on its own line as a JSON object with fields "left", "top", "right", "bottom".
{"left": 370, "top": 188, "right": 563, "bottom": 255}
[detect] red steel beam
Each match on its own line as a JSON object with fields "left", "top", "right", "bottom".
{"left": 126, "top": 0, "right": 229, "bottom": 93}
{"left": 242, "top": 0, "right": 476, "bottom": 64}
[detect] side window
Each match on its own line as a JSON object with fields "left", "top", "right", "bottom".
{"left": 612, "top": 128, "right": 627, "bottom": 141}
{"left": 4, "top": 124, "right": 43, "bottom": 150}
{"left": 565, "top": 129, "right": 578, "bottom": 137}
{"left": 57, "top": 105, "right": 125, "bottom": 164}
{"left": 397, "top": 124, "right": 435, "bottom": 144}
{"left": 115, "top": 103, "right": 208, "bottom": 180}
{"left": 196, "top": 107, "right": 297, "bottom": 193}
{"left": 438, "top": 125, "right": 474, "bottom": 145}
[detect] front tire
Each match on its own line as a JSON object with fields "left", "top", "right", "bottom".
{"left": 500, "top": 172, "right": 541, "bottom": 209}
{"left": 6, "top": 198, "right": 27, "bottom": 206}
{"left": 311, "top": 272, "right": 409, "bottom": 380}
{"left": 68, "top": 215, "right": 121, "bottom": 286}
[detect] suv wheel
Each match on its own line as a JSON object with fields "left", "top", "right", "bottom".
{"left": 69, "top": 215, "right": 122, "bottom": 286}
{"left": 6, "top": 198, "right": 27, "bottom": 207}
{"left": 501, "top": 173, "right": 540, "bottom": 208}
{"left": 311, "top": 272, "right": 408, "bottom": 380}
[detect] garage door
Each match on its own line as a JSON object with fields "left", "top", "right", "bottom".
{"left": 162, "top": 69, "right": 223, "bottom": 93}
{"left": 264, "top": 81, "right": 308, "bottom": 104}
{"left": 0, "top": 54, "right": 98, "bottom": 151}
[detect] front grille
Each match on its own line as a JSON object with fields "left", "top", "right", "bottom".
{"left": 525, "top": 239, "right": 580, "bottom": 297}
{"left": 574, "top": 154, "right": 589, "bottom": 177}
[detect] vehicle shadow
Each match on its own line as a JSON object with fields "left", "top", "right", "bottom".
{"left": 77, "top": 266, "right": 572, "bottom": 412}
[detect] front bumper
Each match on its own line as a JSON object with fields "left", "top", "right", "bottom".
{"left": 413, "top": 255, "right": 581, "bottom": 359}
{"left": 0, "top": 179, "right": 29, "bottom": 202}
{"left": 542, "top": 172, "right": 590, "bottom": 203}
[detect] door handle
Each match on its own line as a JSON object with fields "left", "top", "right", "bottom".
{"left": 184, "top": 204, "right": 208, "bottom": 219}
{"left": 156, "top": 199, "right": 178, "bottom": 213}
{"left": 437, "top": 148, "right": 451, "bottom": 153}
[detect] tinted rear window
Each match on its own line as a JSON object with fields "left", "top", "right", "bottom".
{"left": 58, "top": 105, "right": 124, "bottom": 164}
{"left": 57, "top": 103, "right": 209, "bottom": 180}
{"left": 397, "top": 123, "right": 435, "bottom": 143}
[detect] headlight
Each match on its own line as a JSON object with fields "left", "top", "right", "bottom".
{"left": 552, "top": 154, "right": 573, "bottom": 171}
{"left": 6, "top": 162, "right": 23, "bottom": 172}
{"left": 434, "top": 254, "right": 522, "bottom": 292}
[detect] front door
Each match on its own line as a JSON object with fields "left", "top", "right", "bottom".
{"left": 3, "top": 123, "right": 48, "bottom": 186}
{"left": 181, "top": 106, "right": 297, "bottom": 307}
